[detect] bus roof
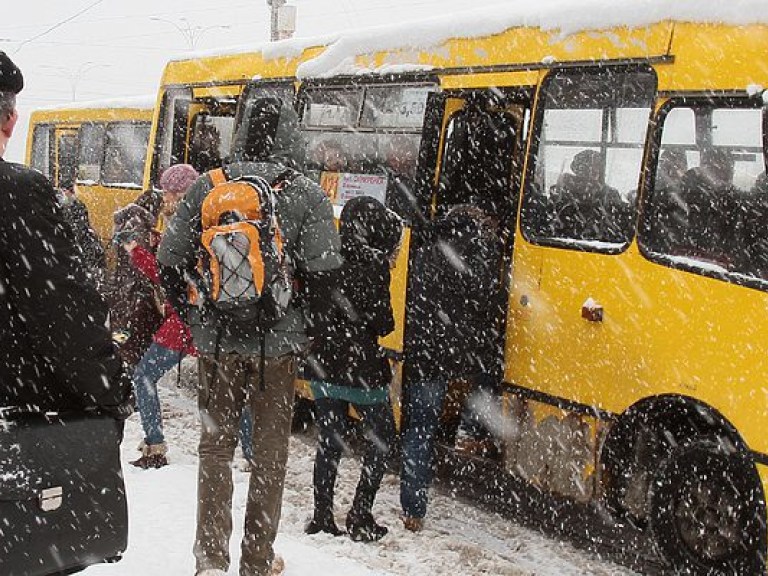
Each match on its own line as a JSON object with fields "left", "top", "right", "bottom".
{"left": 295, "top": 0, "right": 768, "bottom": 79}
{"left": 30, "top": 95, "right": 155, "bottom": 124}
{"left": 159, "top": 36, "right": 331, "bottom": 88}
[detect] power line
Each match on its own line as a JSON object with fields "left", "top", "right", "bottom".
{"left": 2, "top": 2, "right": 257, "bottom": 33}
{"left": 13, "top": 0, "right": 109, "bottom": 54}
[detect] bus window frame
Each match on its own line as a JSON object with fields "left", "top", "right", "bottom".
{"left": 519, "top": 64, "right": 658, "bottom": 255}
{"left": 151, "top": 85, "right": 193, "bottom": 189}
{"left": 297, "top": 77, "right": 440, "bottom": 136}
{"left": 297, "top": 78, "right": 440, "bottom": 218}
{"left": 31, "top": 123, "right": 54, "bottom": 179}
{"left": 638, "top": 94, "right": 768, "bottom": 293}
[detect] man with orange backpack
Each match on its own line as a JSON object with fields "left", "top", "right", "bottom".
{"left": 157, "top": 99, "right": 341, "bottom": 576}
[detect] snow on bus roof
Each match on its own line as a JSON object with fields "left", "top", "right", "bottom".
{"left": 296, "top": 0, "right": 768, "bottom": 78}
{"left": 167, "top": 33, "right": 337, "bottom": 64}
{"left": 37, "top": 94, "right": 156, "bottom": 111}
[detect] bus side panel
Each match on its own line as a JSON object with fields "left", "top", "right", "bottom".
{"left": 506, "top": 236, "right": 768, "bottom": 458}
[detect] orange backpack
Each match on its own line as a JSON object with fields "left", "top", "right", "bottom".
{"left": 197, "top": 167, "right": 293, "bottom": 327}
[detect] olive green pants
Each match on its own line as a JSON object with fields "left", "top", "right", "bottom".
{"left": 194, "top": 353, "right": 296, "bottom": 576}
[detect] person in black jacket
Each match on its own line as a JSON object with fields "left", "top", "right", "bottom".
{"left": 0, "top": 51, "right": 130, "bottom": 414}
{"left": 400, "top": 203, "right": 503, "bottom": 531}
{"left": 305, "top": 196, "right": 403, "bottom": 542}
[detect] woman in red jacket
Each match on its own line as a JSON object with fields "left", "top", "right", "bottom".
{"left": 121, "top": 163, "right": 200, "bottom": 468}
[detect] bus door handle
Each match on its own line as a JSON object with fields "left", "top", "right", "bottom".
{"left": 581, "top": 298, "right": 603, "bottom": 322}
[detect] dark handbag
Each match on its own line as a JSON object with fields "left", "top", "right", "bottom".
{"left": 0, "top": 410, "right": 128, "bottom": 575}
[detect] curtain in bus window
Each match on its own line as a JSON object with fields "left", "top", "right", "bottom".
{"left": 31, "top": 125, "right": 52, "bottom": 179}
{"left": 102, "top": 123, "right": 150, "bottom": 187}
{"left": 77, "top": 123, "right": 106, "bottom": 184}
{"left": 643, "top": 103, "right": 767, "bottom": 281}
{"left": 522, "top": 68, "right": 655, "bottom": 248}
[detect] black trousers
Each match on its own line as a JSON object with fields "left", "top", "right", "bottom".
{"left": 312, "top": 396, "right": 395, "bottom": 518}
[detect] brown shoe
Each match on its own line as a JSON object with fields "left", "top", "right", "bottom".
{"left": 401, "top": 515, "right": 423, "bottom": 532}
{"left": 271, "top": 554, "right": 285, "bottom": 576}
{"left": 130, "top": 442, "right": 168, "bottom": 469}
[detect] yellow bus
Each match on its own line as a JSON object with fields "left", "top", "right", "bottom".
{"left": 26, "top": 96, "right": 154, "bottom": 243}
{"left": 288, "top": 15, "right": 768, "bottom": 574}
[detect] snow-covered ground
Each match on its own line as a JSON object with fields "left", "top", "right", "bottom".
{"left": 89, "top": 366, "right": 638, "bottom": 576}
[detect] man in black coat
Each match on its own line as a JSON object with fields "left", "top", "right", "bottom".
{"left": 400, "top": 203, "right": 503, "bottom": 530}
{"left": 0, "top": 51, "right": 130, "bottom": 414}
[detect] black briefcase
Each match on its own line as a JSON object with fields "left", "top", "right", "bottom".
{"left": 0, "top": 410, "right": 128, "bottom": 575}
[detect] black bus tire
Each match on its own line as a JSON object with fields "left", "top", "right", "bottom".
{"left": 649, "top": 438, "right": 766, "bottom": 575}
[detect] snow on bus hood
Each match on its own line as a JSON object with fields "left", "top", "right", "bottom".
{"left": 296, "top": 0, "right": 768, "bottom": 78}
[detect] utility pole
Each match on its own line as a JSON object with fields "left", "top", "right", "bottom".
{"left": 267, "top": 0, "right": 296, "bottom": 41}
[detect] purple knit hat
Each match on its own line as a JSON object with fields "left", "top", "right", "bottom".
{"left": 159, "top": 164, "right": 199, "bottom": 193}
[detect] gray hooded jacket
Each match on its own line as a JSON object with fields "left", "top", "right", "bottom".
{"left": 157, "top": 106, "right": 341, "bottom": 357}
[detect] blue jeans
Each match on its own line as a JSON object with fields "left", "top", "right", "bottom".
{"left": 133, "top": 342, "right": 253, "bottom": 459}
{"left": 399, "top": 379, "right": 448, "bottom": 519}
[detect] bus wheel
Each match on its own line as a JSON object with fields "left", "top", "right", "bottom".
{"left": 649, "top": 438, "right": 766, "bottom": 575}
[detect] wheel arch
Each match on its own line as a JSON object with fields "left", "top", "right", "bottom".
{"left": 600, "top": 394, "right": 762, "bottom": 507}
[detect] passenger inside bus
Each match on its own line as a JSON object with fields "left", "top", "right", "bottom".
{"left": 436, "top": 94, "right": 517, "bottom": 224}
{"left": 550, "top": 149, "right": 627, "bottom": 243}
{"left": 319, "top": 138, "right": 347, "bottom": 172}
{"left": 382, "top": 135, "right": 420, "bottom": 223}
{"left": 744, "top": 172, "right": 768, "bottom": 278}
{"left": 647, "top": 148, "right": 689, "bottom": 251}
{"left": 189, "top": 121, "right": 222, "bottom": 173}
{"left": 677, "top": 148, "right": 736, "bottom": 264}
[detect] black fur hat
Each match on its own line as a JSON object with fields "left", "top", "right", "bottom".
{"left": 0, "top": 51, "right": 23, "bottom": 94}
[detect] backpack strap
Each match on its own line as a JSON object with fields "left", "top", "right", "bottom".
{"left": 209, "top": 167, "right": 227, "bottom": 187}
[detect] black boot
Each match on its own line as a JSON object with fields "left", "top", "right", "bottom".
{"left": 305, "top": 512, "right": 345, "bottom": 536}
{"left": 345, "top": 510, "right": 388, "bottom": 542}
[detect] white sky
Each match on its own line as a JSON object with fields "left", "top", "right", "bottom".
{"left": 3, "top": 0, "right": 509, "bottom": 162}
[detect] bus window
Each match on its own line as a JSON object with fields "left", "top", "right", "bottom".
{"left": 642, "top": 101, "right": 766, "bottom": 280}
{"left": 522, "top": 67, "right": 655, "bottom": 247}
{"left": 57, "top": 132, "right": 78, "bottom": 191}
{"left": 300, "top": 83, "right": 435, "bottom": 223}
{"left": 102, "top": 123, "right": 150, "bottom": 188}
{"left": 31, "top": 125, "right": 52, "bottom": 179}
{"left": 77, "top": 122, "right": 106, "bottom": 184}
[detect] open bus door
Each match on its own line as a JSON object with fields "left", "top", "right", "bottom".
{"left": 402, "top": 87, "right": 528, "bottom": 451}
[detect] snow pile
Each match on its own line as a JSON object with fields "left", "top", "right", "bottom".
{"left": 90, "top": 368, "right": 638, "bottom": 575}
{"left": 168, "top": 34, "right": 338, "bottom": 64}
{"left": 296, "top": 0, "right": 768, "bottom": 78}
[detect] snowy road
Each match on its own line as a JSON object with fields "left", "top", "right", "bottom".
{"left": 89, "top": 366, "right": 638, "bottom": 576}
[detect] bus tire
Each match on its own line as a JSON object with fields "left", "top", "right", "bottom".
{"left": 649, "top": 437, "right": 766, "bottom": 575}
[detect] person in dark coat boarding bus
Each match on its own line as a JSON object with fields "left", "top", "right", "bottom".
{"left": 400, "top": 203, "right": 503, "bottom": 532}
{"left": 305, "top": 196, "right": 403, "bottom": 542}
{"left": 0, "top": 50, "right": 131, "bottom": 415}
